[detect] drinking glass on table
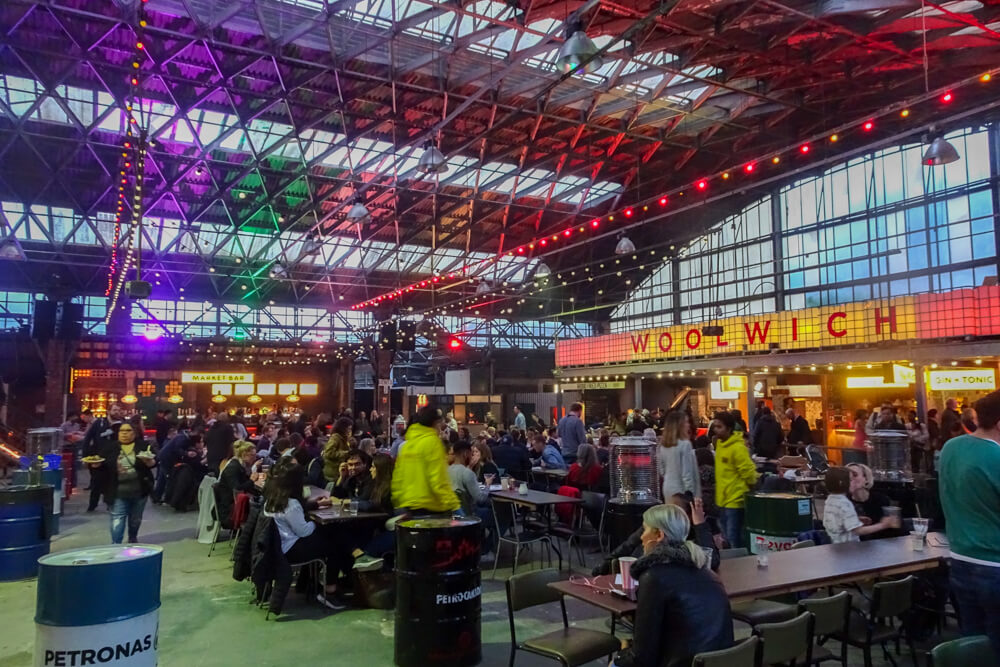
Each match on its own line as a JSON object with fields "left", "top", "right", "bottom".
{"left": 912, "top": 517, "right": 929, "bottom": 537}
{"left": 348, "top": 499, "right": 359, "bottom": 516}
{"left": 484, "top": 473, "right": 495, "bottom": 488}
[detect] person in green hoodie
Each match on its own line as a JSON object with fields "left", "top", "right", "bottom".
{"left": 391, "top": 406, "right": 460, "bottom": 517}
{"left": 713, "top": 411, "right": 758, "bottom": 549}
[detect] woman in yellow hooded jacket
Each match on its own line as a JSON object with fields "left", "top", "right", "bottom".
{"left": 391, "top": 406, "right": 460, "bottom": 515}
{"left": 713, "top": 411, "right": 758, "bottom": 549}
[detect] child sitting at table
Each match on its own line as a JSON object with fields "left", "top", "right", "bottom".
{"left": 823, "top": 467, "right": 899, "bottom": 543}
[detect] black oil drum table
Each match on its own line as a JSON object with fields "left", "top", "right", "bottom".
{"left": 395, "top": 517, "right": 482, "bottom": 667}
{"left": 605, "top": 498, "right": 659, "bottom": 553}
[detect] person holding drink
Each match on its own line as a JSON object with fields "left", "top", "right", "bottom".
{"left": 98, "top": 421, "right": 157, "bottom": 544}
{"left": 611, "top": 504, "right": 733, "bottom": 667}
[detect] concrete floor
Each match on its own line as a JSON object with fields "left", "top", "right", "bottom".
{"left": 0, "top": 475, "right": 952, "bottom": 667}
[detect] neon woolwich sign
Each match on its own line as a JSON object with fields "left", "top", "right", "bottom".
{"left": 555, "top": 287, "right": 1000, "bottom": 367}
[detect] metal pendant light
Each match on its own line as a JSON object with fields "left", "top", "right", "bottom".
{"left": 534, "top": 262, "right": 552, "bottom": 279}
{"left": 615, "top": 235, "right": 636, "bottom": 255}
{"left": 417, "top": 141, "right": 448, "bottom": 174}
{"left": 556, "top": 27, "right": 603, "bottom": 75}
{"left": 922, "top": 136, "right": 960, "bottom": 166}
{"left": 475, "top": 281, "right": 492, "bottom": 296}
{"left": 346, "top": 199, "right": 371, "bottom": 225}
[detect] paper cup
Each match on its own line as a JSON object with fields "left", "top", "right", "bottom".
{"left": 619, "top": 557, "right": 637, "bottom": 593}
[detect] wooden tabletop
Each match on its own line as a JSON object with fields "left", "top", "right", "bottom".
{"left": 551, "top": 534, "right": 950, "bottom": 613}
{"left": 310, "top": 506, "right": 389, "bottom": 525}
{"left": 531, "top": 467, "right": 569, "bottom": 477}
{"left": 490, "top": 488, "right": 583, "bottom": 506}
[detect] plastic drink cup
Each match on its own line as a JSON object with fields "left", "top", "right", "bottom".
{"left": 910, "top": 530, "right": 924, "bottom": 551}
{"left": 619, "top": 557, "right": 637, "bottom": 595}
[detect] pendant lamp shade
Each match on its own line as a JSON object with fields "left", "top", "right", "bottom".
{"left": 346, "top": 201, "right": 371, "bottom": 225}
{"left": 922, "top": 137, "right": 960, "bottom": 166}
{"left": 614, "top": 236, "right": 636, "bottom": 255}
{"left": 556, "top": 30, "right": 603, "bottom": 75}
{"left": 534, "top": 262, "right": 552, "bottom": 279}
{"left": 475, "top": 281, "right": 492, "bottom": 295}
{"left": 417, "top": 144, "right": 448, "bottom": 174}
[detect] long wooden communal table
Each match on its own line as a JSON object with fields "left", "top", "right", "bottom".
{"left": 549, "top": 535, "right": 950, "bottom": 616}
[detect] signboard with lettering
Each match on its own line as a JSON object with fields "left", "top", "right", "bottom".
{"left": 720, "top": 375, "right": 747, "bottom": 392}
{"left": 561, "top": 381, "right": 626, "bottom": 391}
{"left": 556, "top": 286, "right": 1000, "bottom": 368}
{"left": 180, "top": 372, "right": 254, "bottom": 384}
{"left": 928, "top": 369, "right": 996, "bottom": 391}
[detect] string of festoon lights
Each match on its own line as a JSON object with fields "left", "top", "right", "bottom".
{"left": 105, "top": 1, "right": 151, "bottom": 323}
{"left": 350, "top": 68, "right": 996, "bottom": 313}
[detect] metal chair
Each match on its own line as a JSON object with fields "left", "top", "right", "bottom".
{"left": 490, "top": 497, "right": 556, "bottom": 578}
{"left": 754, "top": 610, "right": 815, "bottom": 666}
{"left": 208, "top": 482, "right": 236, "bottom": 557}
{"left": 798, "top": 592, "right": 851, "bottom": 665}
{"left": 505, "top": 568, "right": 620, "bottom": 667}
{"left": 692, "top": 636, "right": 761, "bottom": 667}
{"left": 579, "top": 490, "right": 607, "bottom": 554}
{"left": 929, "top": 635, "right": 997, "bottom": 666}
{"left": 832, "top": 576, "right": 917, "bottom": 667}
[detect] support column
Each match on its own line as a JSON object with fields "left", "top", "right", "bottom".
{"left": 914, "top": 364, "right": 928, "bottom": 420}
{"left": 373, "top": 349, "right": 394, "bottom": 417}
{"left": 42, "top": 339, "right": 74, "bottom": 425}
{"left": 634, "top": 375, "right": 643, "bottom": 409}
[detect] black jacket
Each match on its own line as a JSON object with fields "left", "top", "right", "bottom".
{"left": 332, "top": 472, "right": 374, "bottom": 502}
{"left": 205, "top": 421, "right": 235, "bottom": 470}
{"left": 787, "top": 415, "right": 812, "bottom": 445}
{"left": 751, "top": 413, "right": 784, "bottom": 459}
{"left": 614, "top": 543, "right": 734, "bottom": 667}
{"left": 219, "top": 459, "right": 259, "bottom": 525}
{"left": 98, "top": 440, "right": 155, "bottom": 503}
{"left": 491, "top": 442, "right": 531, "bottom": 481}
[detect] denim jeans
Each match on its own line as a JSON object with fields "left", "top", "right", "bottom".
{"left": 719, "top": 507, "right": 745, "bottom": 549}
{"left": 152, "top": 465, "right": 168, "bottom": 502}
{"left": 950, "top": 558, "right": 1000, "bottom": 656}
{"left": 110, "top": 496, "right": 147, "bottom": 544}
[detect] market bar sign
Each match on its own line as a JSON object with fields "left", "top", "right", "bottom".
{"left": 928, "top": 369, "right": 996, "bottom": 391}
{"left": 181, "top": 372, "right": 255, "bottom": 384}
{"left": 556, "top": 286, "right": 1000, "bottom": 368}
{"left": 562, "top": 381, "right": 626, "bottom": 391}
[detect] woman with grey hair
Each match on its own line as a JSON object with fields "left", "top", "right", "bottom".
{"left": 358, "top": 438, "right": 377, "bottom": 457}
{"left": 612, "top": 503, "right": 734, "bottom": 667}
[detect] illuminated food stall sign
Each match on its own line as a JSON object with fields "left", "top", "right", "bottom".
{"left": 181, "top": 372, "right": 255, "bottom": 384}
{"left": 720, "top": 375, "right": 747, "bottom": 392}
{"left": 928, "top": 369, "right": 996, "bottom": 391}
{"left": 562, "top": 381, "right": 626, "bottom": 391}
{"left": 556, "top": 286, "right": 1000, "bottom": 368}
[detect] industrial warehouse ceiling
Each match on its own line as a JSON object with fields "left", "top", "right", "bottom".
{"left": 0, "top": 0, "right": 998, "bottom": 323}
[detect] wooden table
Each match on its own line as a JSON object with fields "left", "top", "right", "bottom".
{"left": 310, "top": 506, "right": 389, "bottom": 525}
{"left": 490, "top": 488, "right": 582, "bottom": 508}
{"left": 531, "top": 466, "right": 569, "bottom": 478}
{"left": 549, "top": 534, "right": 951, "bottom": 614}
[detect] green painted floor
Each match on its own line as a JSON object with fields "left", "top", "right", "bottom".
{"left": 0, "top": 477, "right": 953, "bottom": 667}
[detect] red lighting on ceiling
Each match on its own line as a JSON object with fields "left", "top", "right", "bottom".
{"left": 800, "top": 144, "right": 810, "bottom": 154}
{"left": 744, "top": 163, "right": 755, "bottom": 173}
{"left": 448, "top": 337, "right": 462, "bottom": 350}
{"left": 863, "top": 120, "right": 874, "bottom": 131}
{"left": 696, "top": 180, "right": 707, "bottom": 190}
{"left": 590, "top": 220, "right": 599, "bottom": 228}
{"left": 517, "top": 247, "right": 525, "bottom": 253}
{"left": 540, "top": 239, "right": 547, "bottom": 245}
{"left": 941, "top": 91, "right": 953, "bottom": 103}
{"left": 432, "top": 277, "right": 439, "bottom": 282}
{"left": 624, "top": 208, "right": 633, "bottom": 217}
{"left": 659, "top": 197, "right": 667, "bottom": 206}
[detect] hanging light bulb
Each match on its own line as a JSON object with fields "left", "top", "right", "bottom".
{"left": 167, "top": 394, "right": 183, "bottom": 404}
{"left": 247, "top": 394, "right": 262, "bottom": 404}
{"left": 534, "top": 262, "right": 553, "bottom": 279}
{"left": 555, "top": 19, "right": 603, "bottom": 74}
{"left": 211, "top": 394, "right": 227, "bottom": 404}
{"left": 416, "top": 141, "right": 447, "bottom": 174}
{"left": 615, "top": 236, "right": 636, "bottom": 255}
{"left": 922, "top": 136, "right": 960, "bottom": 166}
{"left": 121, "top": 393, "right": 138, "bottom": 405}
{"left": 346, "top": 198, "right": 371, "bottom": 225}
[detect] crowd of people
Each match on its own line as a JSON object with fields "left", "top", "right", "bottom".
{"left": 53, "top": 390, "right": 1000, "bottom": 660}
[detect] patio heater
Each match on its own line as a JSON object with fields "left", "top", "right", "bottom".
{"left": 606, "top": 436, "right": 660, "bottom": 550}
{"left": 869, "top": 430, "right": 911, "bottom": 481}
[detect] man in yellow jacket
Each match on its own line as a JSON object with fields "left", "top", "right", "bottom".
{"left": 713, "top": 411, "right": 759, "bottom": 549}
{"left": 391, "top": 406, "right": 460, "bottom": 516}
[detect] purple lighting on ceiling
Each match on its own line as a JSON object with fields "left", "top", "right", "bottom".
{"left": 142, "top": 328, "right": 162, "bottom": 341}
